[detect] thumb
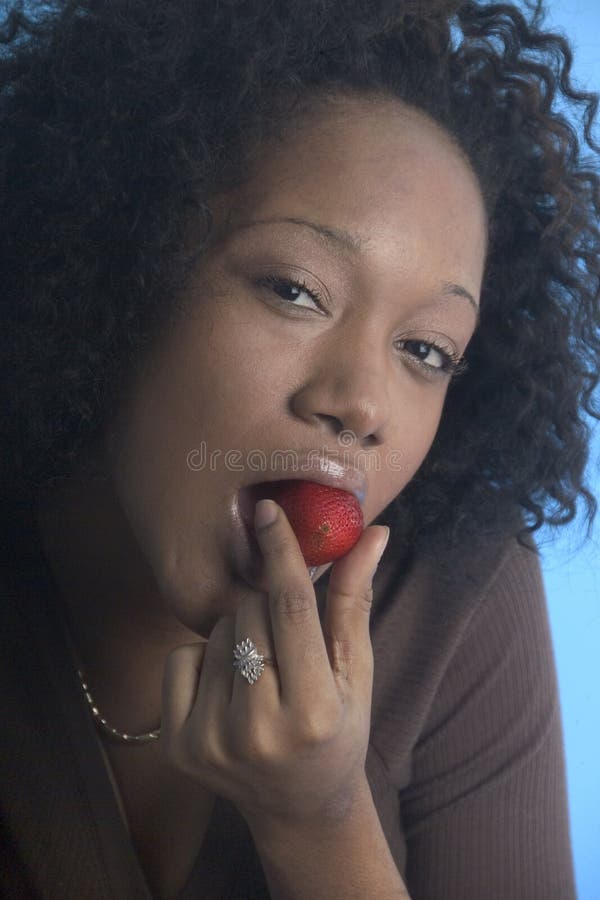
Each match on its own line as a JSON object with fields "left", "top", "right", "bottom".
{"left": 322, "top": 525, "right": 390, "bottom": 682}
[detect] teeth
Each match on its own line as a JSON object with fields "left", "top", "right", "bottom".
{"left": 308, "top": 566, "right": 319, "bottom": 581}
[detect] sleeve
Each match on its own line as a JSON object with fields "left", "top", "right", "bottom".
{"left": 399, "top": 536, "right": 577, "bottom": 900}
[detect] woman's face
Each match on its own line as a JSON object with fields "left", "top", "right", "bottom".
{"left": 103, "top": 93, "right": 487, "bottom": 636}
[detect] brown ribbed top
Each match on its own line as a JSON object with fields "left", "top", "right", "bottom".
{"left": 0, "top": 514, "right": 576, "bottom": 899}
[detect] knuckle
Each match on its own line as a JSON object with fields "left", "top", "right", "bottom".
{"left": 162, "top": 722, "right": 225, "bottom": 783}
{"left": 183, "top": 729, "right": 221, "bottom": 773}
{"left": 326, "top": 633, "right": 355, "bottom": 680}
{"left": 336, "top": 584, "right": 373, "bottom": 613}
{"left": 355, "top": 585, "right": 374, "bottom": 615}
{"left": 297, "top": 705, "right": 340, "bottom": 745}
{"left": 234, "top": 719, "right": 279, "bottom": 765}
{"left": 273, "top": 587, "right": 314, "bottom": 623}
{"left": 328, "top": 583, "right": 374, "bottom": 615}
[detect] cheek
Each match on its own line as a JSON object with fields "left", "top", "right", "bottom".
{"left": 104, "top": 389, "right": 237, "bottom": 632}
{"left": 371, "top": 394, "right": 446, "bottom": 514}
{"left": 105, "top": 402, "right": 201, "bottom": 566}
{"left": 102, "top": 304, "right": 280, "bottom": 557}
{"left": 100, "top": 336, "right": 219, "bottom": 572}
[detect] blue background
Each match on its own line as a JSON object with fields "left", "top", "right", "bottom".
{"left": 535, "top": 5, "right": 600, "bottom": 898}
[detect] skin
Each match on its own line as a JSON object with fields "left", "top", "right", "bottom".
{"left": 37, "top": 92, "right": 487, "bottom": 897}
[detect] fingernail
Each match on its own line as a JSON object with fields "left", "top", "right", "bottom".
{"left": 255, "top": 498, "right": 278, "bottom": 529}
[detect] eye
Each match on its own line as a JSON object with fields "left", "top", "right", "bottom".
{"left": 397, "top": 338, "right": 466, "bottom": 379}
{"left": 256, "top": 274, "right": 325, "bottom": 313}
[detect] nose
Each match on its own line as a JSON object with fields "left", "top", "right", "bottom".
{"left": 290, "top": 336, "right": 391, "bottom": 448}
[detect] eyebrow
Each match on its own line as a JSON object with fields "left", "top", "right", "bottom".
{"left": 439, "top": 281, "right": 480, "bottom": 322}
{"left": 225, "top": 215, "right": 480, "bottom": 321}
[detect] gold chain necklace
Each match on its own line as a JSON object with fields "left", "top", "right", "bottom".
{"left": 77, "top": 669, "right": 160, "bottom": 744}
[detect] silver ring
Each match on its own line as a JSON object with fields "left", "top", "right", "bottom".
{"left": 233, "top": 638, "right": 277, "bottom": 685}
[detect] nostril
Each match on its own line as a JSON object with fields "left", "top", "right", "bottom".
{"left": 315, "top": 414, "right": 344, "bottom": 434}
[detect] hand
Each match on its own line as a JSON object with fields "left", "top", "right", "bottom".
{"left": 159, "top": 498, "right": 389, "bottom": 837}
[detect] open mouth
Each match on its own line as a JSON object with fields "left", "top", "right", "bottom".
{"left": 230, "top": 482, "right": 291, "bottom": 590}
{"left": 236, "top": 480, "right": 291, "bottom": 533}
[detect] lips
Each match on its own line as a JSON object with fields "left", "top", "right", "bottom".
{"left": 236, "top": 454, "right": 367, "bottom": 510}
{"left": 235, "top": 458, "right": 367, "bottom": 549}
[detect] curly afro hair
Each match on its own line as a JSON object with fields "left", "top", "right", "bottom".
{"left": 1, "top": 0, "right": 599, "bottom": 556}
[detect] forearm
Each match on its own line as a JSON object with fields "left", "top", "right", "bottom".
{"left": 249, "top": 778, "right": 410, "bottom": 900}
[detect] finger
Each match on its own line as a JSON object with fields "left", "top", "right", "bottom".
{"left": 322, "top": 525, "right": 389, "bottom": 691}
{"left": 253, "top": 498, "right": 334, "bottom": 704}
{"left": 231, "top": 592, "right": 281, "bottom": 710}
{"left": 161, "top": 642, "right": 207, "bottom": 740}
{"left": 193, "top": 615, "right": 237, "bottom": 720}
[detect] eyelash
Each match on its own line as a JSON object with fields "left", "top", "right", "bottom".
{"left": 256, "top": 274, "right": 468, "bottom": 380}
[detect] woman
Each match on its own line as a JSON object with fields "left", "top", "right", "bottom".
{"left": 1, "top": 1, "right": 598, "bottom": 898}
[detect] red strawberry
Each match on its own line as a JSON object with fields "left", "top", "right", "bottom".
{"left": 266, "top": 479, "right": 364, "bottom": 566}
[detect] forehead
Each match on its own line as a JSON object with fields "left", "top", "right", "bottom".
{"left": 212, "top": 94, "right": 487, "bottom": 282}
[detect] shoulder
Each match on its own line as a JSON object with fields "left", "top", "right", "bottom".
{"left": 368, "top": 509, "right": 554, "bottom": 776}
{"left": 371, "top": 507, "right": 544, "bottom": 679}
